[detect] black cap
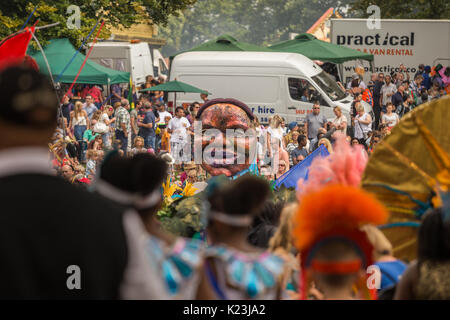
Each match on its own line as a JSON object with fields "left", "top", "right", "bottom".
{"left": 0, "top": 66, "right": 58, "bottom": 128}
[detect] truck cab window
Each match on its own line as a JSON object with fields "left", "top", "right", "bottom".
{"left": 288, "top": 77, "right": 320, "bottom": 102}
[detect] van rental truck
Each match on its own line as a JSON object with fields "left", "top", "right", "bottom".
{"left": 169, "top": 51, "right": 372, "bottom": 124}
{"left": 330, "top": 19, "right": 450, "bottom": 84}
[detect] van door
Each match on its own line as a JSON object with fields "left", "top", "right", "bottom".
{"left": 286, "top": 76, "right": 334, "bottom": 125}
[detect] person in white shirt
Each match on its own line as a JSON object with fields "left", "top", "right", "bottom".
{"left": 380, "top": 74, "right": 397, "bottom": 108}
{"left": 167, "top": 107, "right": 191, "bottom": 165}
{"left": 346, "top": 73, "right": 366, "bottom": 90}
{"left": 381, "top": 102, "right": 399, "bottom": 130}
{"left": 332, "top": 106, "right": 347, "bottom": 134}
{"left": 266, "top": 115, "right": 289, "bottom": 172}
{"left": 354, "top": 104, "right": 372, "bottom": 143}
{"left": 156, "top": 103, "right": 172, "bottom": 125}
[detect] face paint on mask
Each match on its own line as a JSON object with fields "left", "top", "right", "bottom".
{"left": 196, "top": 102, "right": 257, "bottom": 177}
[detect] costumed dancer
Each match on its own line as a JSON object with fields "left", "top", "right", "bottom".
{"left": 293, "top": 185, "right": 388, "bottom": 300}
{"left": 94, "top": 153, "right": 211, "bottom": 299}
{"left": 394, "top": 120, "right": 450, "bottom": 299}
{"left": 203, "top": 175, "right": 285, "bottom": 299}
{"left": 292, "top": 133, "right": 389, "bottom": 299}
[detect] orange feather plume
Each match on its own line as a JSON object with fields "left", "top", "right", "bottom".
{"left": 293, "top": 184, "right": 388, "bottom": 251}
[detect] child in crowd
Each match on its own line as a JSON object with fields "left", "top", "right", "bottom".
{"left": 160, "top": 117, "right": 172, "bottom": 153}
{"left": 85, "top": 150, "right": 98, "bottom": 179}
{"left": 130, "top": 136, "right": 148, "bottom": 155}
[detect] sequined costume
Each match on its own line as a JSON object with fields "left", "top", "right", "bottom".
{"left": 146, "top": 236, "right": 204, "bottom": 299}
{"left": 205, "top": 245, "right": 284, "bottom": 300}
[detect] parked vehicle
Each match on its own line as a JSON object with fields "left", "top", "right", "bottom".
{"left": 88, "top": 41, "right": 169, "bottom": 87}
{"left": 169, "top": 51, "right": 371, "bottom": 124}
{"left": 330, "top": 18, "right": 450, "bottom": 84}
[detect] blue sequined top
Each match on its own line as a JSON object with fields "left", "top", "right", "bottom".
{"left": 146, "top": 236, "right": 204, "bottom": 298}
{"left": 205, "top": 245, "right": 284, "bottom": 299}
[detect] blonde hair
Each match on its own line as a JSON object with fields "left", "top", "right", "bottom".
{"left": 75, "top": 165, "right": 85, "bottom": 174}
{"left": 318, "top": 138, "right": 333, "bottom": 153}
{"left": 361, "top": 224, "right": 393, "bottom": 259}
{"left": 334, "top": 106, "right": 342, "bottom": 113}
{"left": 92, "top": 110, "right": 102, "bottom": 121}
{"left": 270, "top": 115, "right": 283, "bottom": 129}
{"left": 104, "top": 105, "right": 113, "bottom": 113}
{"left": 269, "top": 203, "right": 297, "bottom": 253}
{"left": 134, "top": 136, "right": 144, "bottom": 147}
{"left": 74, "top": 101, "right": 83, "bottom": 118}
{"left": 286, "top": 131, "right": 299, "bottom": 145}
{"left": 87, "top": 149, "right": 97, "bottom": 160}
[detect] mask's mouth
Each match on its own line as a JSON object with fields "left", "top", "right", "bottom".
{"left": 204, "top": 149, "right": 239, "bottom": 167}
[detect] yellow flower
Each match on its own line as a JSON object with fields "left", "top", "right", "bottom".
{"left": 162, "top": 176, "right": 181, "bottom": 202}
{"left": 182, "top": 182, "right": 198, "bottom": 197}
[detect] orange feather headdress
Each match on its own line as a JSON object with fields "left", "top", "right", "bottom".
{"left": 293, "top": 184, "right": 388, "bottom": 251}
{"left": 292, "top": 133, "right": 389, "bottom": 299}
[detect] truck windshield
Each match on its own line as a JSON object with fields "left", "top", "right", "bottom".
{"left": 312, "top": 71, "right": 347, "bottom": 101}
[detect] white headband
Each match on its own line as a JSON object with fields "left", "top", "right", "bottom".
{"left": 94, "top": 179, "right": 161, "bottom": 209}
{"left": 210, "top": 210, "right": 253, "bottom": 227}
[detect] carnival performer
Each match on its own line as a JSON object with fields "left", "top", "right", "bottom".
{"left": 293, "top": 185, "right": 388, "bottom": 299}
{"left": 94, "top": 153, "right": 211, "bottom": 299}
{"left": 203, "top": 175, "right": 285, "bottom": 299}
{"left": 0, "top": 65, "right": 159, "bottom": 299}
{"left": 293, "top": 133, "right": 388, "bottom": 300}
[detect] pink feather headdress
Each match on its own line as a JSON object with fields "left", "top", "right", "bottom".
{"left": 297, "top": 133, "right": 368, "bottom": 200}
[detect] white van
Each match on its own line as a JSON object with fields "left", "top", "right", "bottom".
{"left": 169, "top": 51, "right": 372, "bottom": 124}
{"left": 88, "top": 41, "right": 169, "bottom": 87}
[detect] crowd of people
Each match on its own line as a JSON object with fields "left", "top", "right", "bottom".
{"left": 1, "top": 61, "right": 449, "bottom": 300}
{"left": 52, "top": 62, "right": 450, "bottom": 188}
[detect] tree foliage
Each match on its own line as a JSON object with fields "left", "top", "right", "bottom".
{"left": 349, "top": 0, "right": 450, "bottom": 19}
{"left": 159, "top": 0, "right": 352, "bottom": 57}
{"left": 0, "top": 0, "right": 196, "bottom": 48}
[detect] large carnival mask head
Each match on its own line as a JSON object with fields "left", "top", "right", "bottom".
{"left": 195, "top": 98, "right": 257, "bottom": 177}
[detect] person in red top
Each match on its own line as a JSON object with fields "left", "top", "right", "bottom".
{"left": 88, "top": 85, "right": 104, "bottom": 107}
{"left": 81, "top": 85, "right": 103, "bottom": 107}
{"left": 80, "top": 85, "right": 89, "bottom": 99}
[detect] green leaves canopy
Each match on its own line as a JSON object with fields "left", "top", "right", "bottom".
{"left": 0, "top": 0, "right": 196, "bottom": 48}
{"left": 349, "top": 0, "right": 450, "bottom": 19}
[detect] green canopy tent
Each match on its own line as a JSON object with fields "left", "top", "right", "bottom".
{"left": 269, "top": 33, "right": 374, "bottom": 81}
{"left": 171, "top": 34, "right": 272, "bottom": 59}
{"left": 140, "top": 79, "right": 209, "bottom": 110}
{"left": 29, "top": 38, "right": 130, "bottom": 84}
{"left": 269, "top": 33, "right": 373, "bottom": 64}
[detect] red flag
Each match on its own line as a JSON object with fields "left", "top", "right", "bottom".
{"left": 0, "top": 27, "right": 36, "bottom": 71}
